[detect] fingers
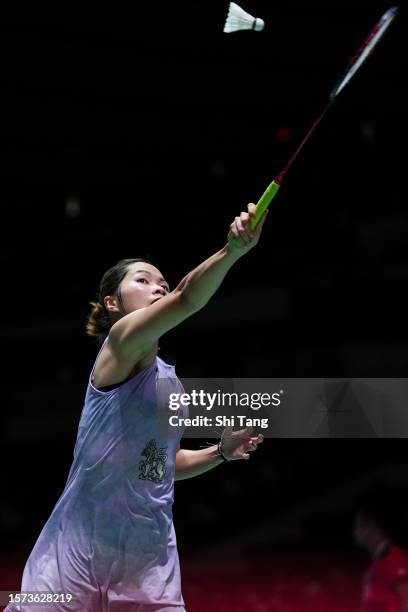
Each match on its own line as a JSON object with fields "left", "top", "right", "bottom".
{"left": 229, "top": 203, "right": 260, "bottom": 246}
{"left": 253, "top": 209, "right": 269, "bottom": 235}
{"left": 229, "top": 204, "right": 268, "bottom": 246}
{"left": 230, "top": 214, "right": 255, "bottom": 245}
{"left": 231, "top": 426, "right": 254, "bottom": 438}
{"left": 237, "top": 215, "right": 253, "bottom": 244}
{"left": 221, "top": 427, "right": 264, "bottom": 461}
{"left": 246, "top": 433, "right": 264, "bottom": 452}
{"left": 228, "top": 427, "right": 261, "bottom": 442}
{"left": 248, "top": 202, "right": 256, "bottom": 216}
{"left": 247, "top": 202, "right": 269, "bottom": 234}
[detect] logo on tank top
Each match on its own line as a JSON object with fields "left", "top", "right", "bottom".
{"left": 138, "top": 439, "right": 168, "bottom": 483}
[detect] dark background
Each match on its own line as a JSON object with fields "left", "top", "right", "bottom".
{"left": 1, "top": 2, "right": 407, "bottom": 608}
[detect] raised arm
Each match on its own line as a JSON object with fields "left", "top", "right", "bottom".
{"left": 107, "top": 203, "right": 268, "bottom": 362}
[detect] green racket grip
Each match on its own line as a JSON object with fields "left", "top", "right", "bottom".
{"left": 252, "top": 179, "right": 280, "bottom": 228}
{"left": 230, "top": 179, "right": 280, "bottom": 247}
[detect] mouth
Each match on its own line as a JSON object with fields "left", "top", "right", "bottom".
{"left": 151, "top": 298, "right": 162, "bottom": 305}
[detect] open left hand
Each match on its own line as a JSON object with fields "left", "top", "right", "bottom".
{"left": 220, "top": 426, "right": 264, "bottom": 461}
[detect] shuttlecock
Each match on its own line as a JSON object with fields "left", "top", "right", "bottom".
{"left": 223, "top": 2, "right": 265, "bottom": 33}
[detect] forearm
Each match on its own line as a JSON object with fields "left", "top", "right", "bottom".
{"left": 175, "top": 446, "right": 225, "bottom": 480}
{"left": 177, "top": 243, "right": 242, "bottom": 311}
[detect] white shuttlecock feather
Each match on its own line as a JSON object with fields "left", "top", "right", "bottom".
{"left": 223, "top": 2, "right": 265, "bottom": 33}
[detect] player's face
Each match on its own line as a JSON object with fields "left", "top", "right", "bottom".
{"left": 118, "top": 262, "right": 170, "bottom": 313}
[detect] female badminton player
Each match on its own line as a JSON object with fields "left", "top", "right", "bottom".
{"left": 5, "top": 203, "right": 266, "bottom": 612}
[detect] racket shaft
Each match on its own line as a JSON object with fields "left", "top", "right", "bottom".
{"left": 232, "top": 7, "right": 397, "bottom": 248}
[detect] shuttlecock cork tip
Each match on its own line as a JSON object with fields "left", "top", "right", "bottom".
{"left": 254, "top": 17, "right": 265, "bottom": 31}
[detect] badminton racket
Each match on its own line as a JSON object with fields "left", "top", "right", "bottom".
{"left": 245, "top": 6, "right": 398, "bottom": 233}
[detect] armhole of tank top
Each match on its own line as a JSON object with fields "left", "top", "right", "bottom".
{"left": 89, "top": 337, "right": 117, "bottom": 395}
{"left": 89, "top": 340, "right": 158, "bottom": 396}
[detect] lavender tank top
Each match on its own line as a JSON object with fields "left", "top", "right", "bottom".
{"left": 5, "top": 341, "right": 186, "bottom": 612}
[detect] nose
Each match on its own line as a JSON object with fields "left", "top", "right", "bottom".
{"left": 153, "top": 284, "right": 166, "bottom": 296}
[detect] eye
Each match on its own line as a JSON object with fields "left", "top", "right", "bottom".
{"left": 137, "top": 278, "right": 149, "bottom": 284}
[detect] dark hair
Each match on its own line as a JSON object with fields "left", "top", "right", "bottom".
{"left": 86, "top": 258, "right": 151, "bottom": 344}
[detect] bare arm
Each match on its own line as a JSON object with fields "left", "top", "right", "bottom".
{"left": 109, "top": 204, "right": 267, "bottom": 361}
{"left": 175, "top": 446, "right": 223, "bottom": 481}
{"left": 175, "top": 429, "right": 264, "bottom": 480}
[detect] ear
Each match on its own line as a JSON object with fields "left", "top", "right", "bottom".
{"left": 104, "top": 295, "right": 121, "bottom": 313}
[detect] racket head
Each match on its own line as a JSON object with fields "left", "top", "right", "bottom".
{"left": 331, "top": 6, "right": 398, "bottom": 100}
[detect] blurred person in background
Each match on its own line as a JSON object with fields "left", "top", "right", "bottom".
{"left": 355, "top": 483, "right": 408, "bottom": 612}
